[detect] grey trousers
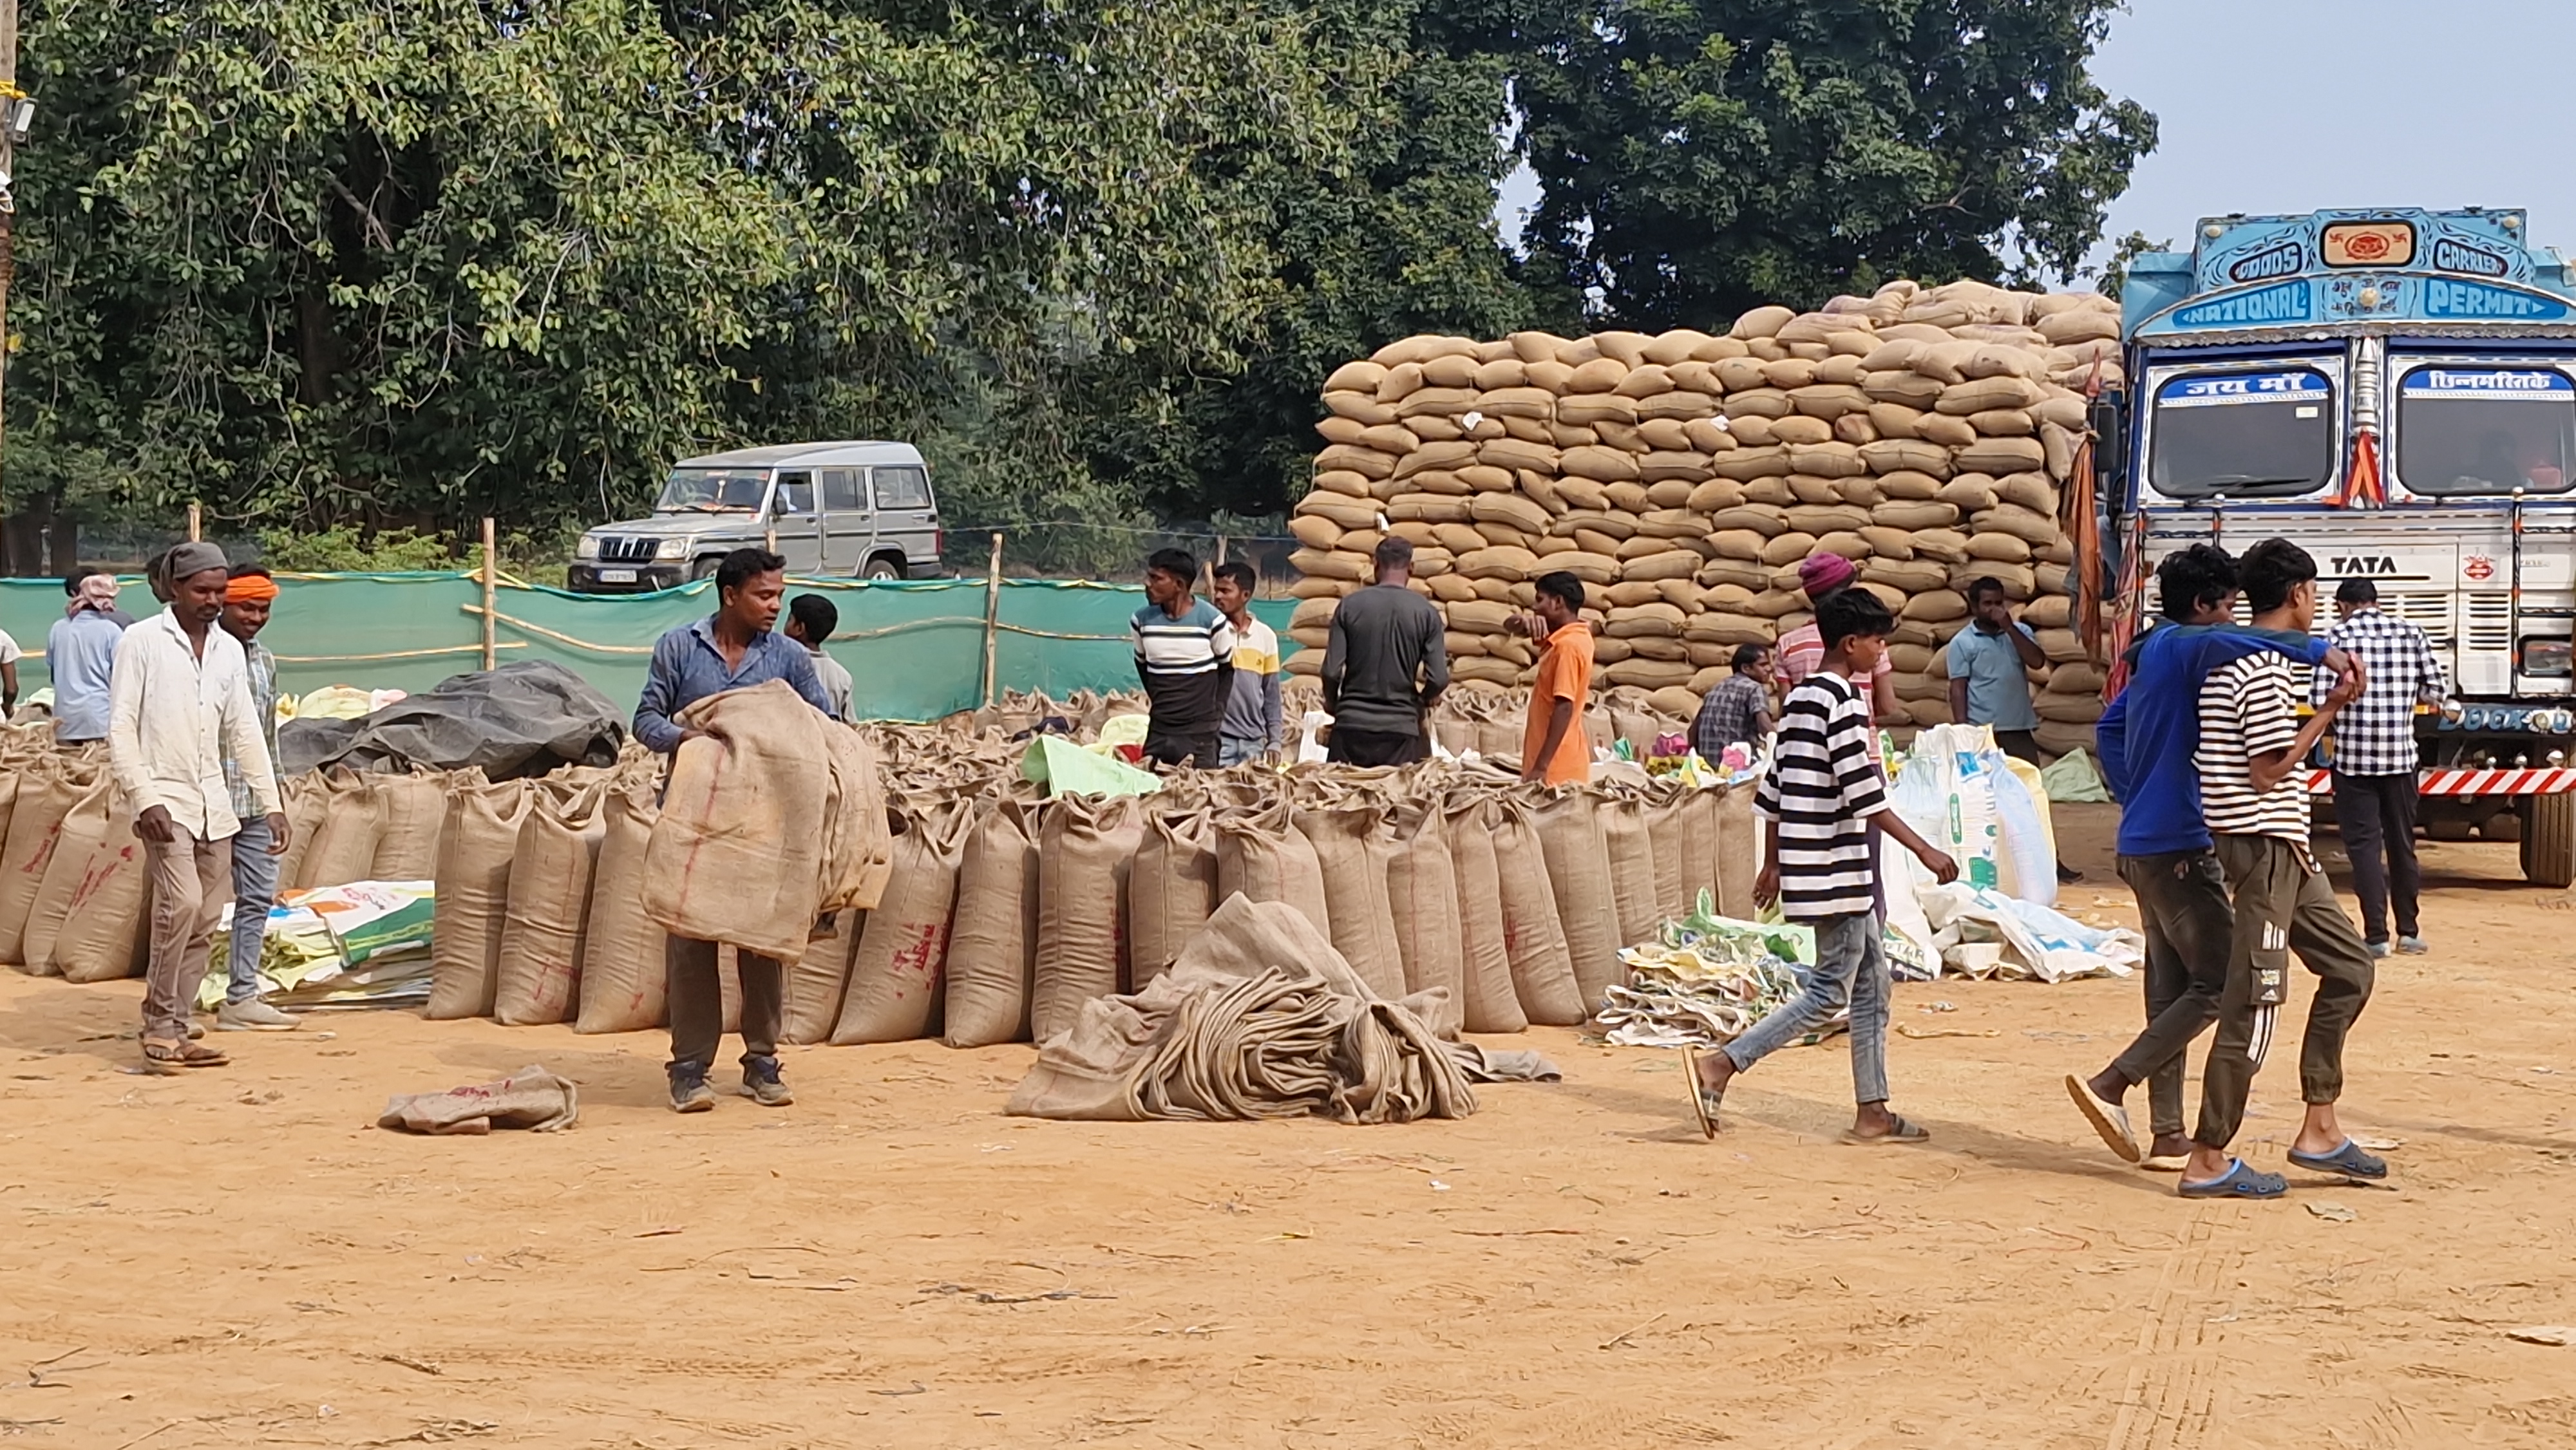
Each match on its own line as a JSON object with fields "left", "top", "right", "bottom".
{"left": 2196, "top": 835, "right": 2377, "bottom": 1150}
{"left": 141, "top": 829, "right": 232, "bottom": 1042}
{"left": 667, "top": 936, "right": 783, "bottom": 1075}
{"left": 2110, "top": 849, "right": 2236, "bottom": 1138}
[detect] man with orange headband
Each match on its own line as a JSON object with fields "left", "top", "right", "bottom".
{"left": 213, "top": 565, "right": 298, "bottom": 1033}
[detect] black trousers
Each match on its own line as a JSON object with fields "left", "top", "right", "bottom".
{"left": 1142, "top": 729, "right": 1220, "bottom": 769}
{"left": 1327, "top": 726, "right": 1429, "bottom": 767}
{"left": 2110, "top": 849, "right": 2236, "bottom": 1138}
{"left": 668, "top": 936, "right": 782, "bottom": 1075}
{"left": 2331, "top": 771, "right": 2421, "bottom": 942}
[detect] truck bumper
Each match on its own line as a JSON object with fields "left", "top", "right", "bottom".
{"left": 2302, "top": 767, "right": 2576, "bottom": 796}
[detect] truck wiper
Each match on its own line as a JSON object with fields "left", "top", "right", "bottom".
{"left": 2197, "top": 475, "right": 2318, "bottom": 489}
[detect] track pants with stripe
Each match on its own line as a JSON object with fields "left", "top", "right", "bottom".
{"left": 2195, "top": 834, "right": 2377, "bottom": 1151}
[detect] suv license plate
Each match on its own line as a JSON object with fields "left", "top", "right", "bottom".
{"left": 598, "top": 568, "right": 638, "bottom": 583}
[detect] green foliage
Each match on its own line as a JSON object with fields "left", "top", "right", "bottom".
{"left": 256, "top": 525, "right": 453, "bottom": 573}
{"left": 2090, "top": 231, "right": 2170, "bottom": 301}
{"left": 1517, "top": 0, "right": 2157, "bottom": 328}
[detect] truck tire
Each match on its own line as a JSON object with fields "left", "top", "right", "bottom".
{"left": 860, "top": 554, "right": 905, "bottom": 582}
{"left": 2523, "top": 793, "right": 2575, "bottom": 889}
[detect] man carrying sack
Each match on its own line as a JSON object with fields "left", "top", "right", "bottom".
{"left": 634, "top": 547, "right": 835, "bottom": 1114}
{"left": 108, "top": 542, "right": 289, "bottom": 1073}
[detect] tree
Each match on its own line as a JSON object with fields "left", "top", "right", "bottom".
{"left": 1516, "top": 0, "right": 2156, "bottom": 329}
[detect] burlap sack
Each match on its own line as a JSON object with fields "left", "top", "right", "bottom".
{"left": 1033, "top": 792, "right": 1143, "bottom": 1043}
{"left": 1714, "top": 785, "right": 1757, "bottom": 918}
{"left": 1533, "top": 790, "right": 1623, "bottom": 1016}
{"left": 1490, "top": 797, "right": 1584, "bottom": 1025}
{"left": 294, "top": 767, "right": 381, "bottom": 890}
{"left": 1132, "top": 802, "right": 1220, "bottom": 983}
{"left": 1596, "top": 790, "right": 1664, "bottom": 947}
{"left": 493, "top": 782, "right": 608, "bottom": 1026}
{"left": 1214, "top": 801, "right": 1331, "bottom": 941}
{"left": 1294, "top": 805, "right": 1407, "bottom": 1000}
{"left": 1678, "top": 786, "right": 1725, "bottom": 915}
{"left": 1645, "top": 786, "right": 1695, "bottom": 925}
{"left": 48, "top": 783, "right": 151, "bottom": 984}
{"left": 1385, "top": 802, "right": 1464, "bottom": 1039}
{"left": 944, "top": 798, "right": 1041, "bottom": 1047}
{"left": 834, "top": 797, "right": 972, "bottom": 1044}
{"left": 270, "top": 771, "right": 328, "bottom": 890}
{"left": 1442, "top": 798, "right": 1526, "bottom": 1033}
{"left": 366, "top": 771, "right": 448, "bottom": 881}
{"left": 0, "top": 761, "right": 80, "bottom": 966}
{"left": 573, "top": 781, "right": 669, "bottom": 1035}
{"left": 427, "top": 777, "right": 533, "bottom": 1020}
{"left": 23, "top": 778, "right": 120, "bottom": 979}
{"left": 784, "top": 909, "right": 864, "bottom": 1045}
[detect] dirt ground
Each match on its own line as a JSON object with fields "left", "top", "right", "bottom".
{"left": 3, "top": 804, "right": 2575, "bottom": 1449}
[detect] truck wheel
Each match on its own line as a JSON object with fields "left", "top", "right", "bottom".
{"left": 2523, "top": 793, "right": 2576, "bottom": 889}
{"left": 860, "top": 554, "right": 905, "bottom": 582}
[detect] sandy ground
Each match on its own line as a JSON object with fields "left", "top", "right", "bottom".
{"left": 3, "top": 804, "right": 2575, "bottom": 1449}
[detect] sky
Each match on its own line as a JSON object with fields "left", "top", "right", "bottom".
{"left": 1495, "top": 0, "right": 2576, "bottom": 273}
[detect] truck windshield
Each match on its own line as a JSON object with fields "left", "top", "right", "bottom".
{"left": 2394, "top": 364, "right": 2576, "bottom": 496}
{"left": 654, "top": 468, "right": 768, "bottom": 513}
{"left": 2146, "top": 368, "right": 2337, "bottom": 499}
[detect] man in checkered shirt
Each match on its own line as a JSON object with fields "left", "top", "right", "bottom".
{"left": 2313, "top": 579, "right": 2449, "bottom": 957}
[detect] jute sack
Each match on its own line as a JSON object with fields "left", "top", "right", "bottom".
{"left": 944, "top": 798, "right": 1042, "bottom": 1047}
{"left": 1213, "top": 800, "right": 1331, "bottom": 941}
{"left": 48, "top": 783, "right": 151, "bottom": 984}
{"left": 1644, "top": 784, "right": 1694, "bottom": 924}
{"left": 294, "top": 767, "right": 381, "bottom": 890}
{"left": 1032, "top": 792, "right": 1143, "bottom": 1042}
{"left": 493, "top": 782, "right": 608, "bottom": 1026}
{"left": 366, "top": 771, "right": 448, "bottom": 881}
{"left": 783, "top": 909, "right": 864, "bottom": 1045}
{"left": 1490, "top": 796, "right": 1586, "bottom": 1025}
{"left": 573, "top": 781, "right": 669, "bottom": 1035}
{"left": 1714, "top": 785, "right": 1757, "bottom": 918}
{"left": 427, "top": 777, "right": 533, "bottom": 1019}
{"left": 1385, "top": 802, "right": 1464, "bottom": 1039}
{"left": 23, "top": 777, "right": 121, "bottom": 979}
{"left": 1678, "top": 786, "right": 1725, "bottom": 914}
{"left": 1130, "top": 807, "right": 1219, "bottom": 985}
{"left": 1597, "top": 790, "right": 1664, "bottom": 947}
{"left": 270, "top": 773, "right": 328, "bottom": 892}
{"left": 0, "top": 760, "right": 81, "bottom": 966}
{"left": 1443, "top": 798, "right": 1527, "bottom": 1033}
{"left": 835, "top": 797, "right": 973, "bottom": 1044}
{"left": 1534, "top": 789, "right": 1623, "bottom": 1015}
{"left": 1294, "top": 804, "right": 1407, "bottom": 1000}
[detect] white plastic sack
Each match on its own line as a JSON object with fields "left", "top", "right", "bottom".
{"left": 1989, "top": 764, "right": 2058, "bottom": 910}
{"left": 1918, "top": 883, "right": 2141, "bottom": 983}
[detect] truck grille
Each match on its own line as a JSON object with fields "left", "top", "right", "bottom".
{"left": 2467, "top": 592, "right": 2514, "bottom": 654}
{"left": 597, "top": 536, "right": 659, "bottom": 563}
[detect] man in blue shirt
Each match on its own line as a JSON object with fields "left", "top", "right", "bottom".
{"left": 46, "top": 567, "right": 132, "bottom": 744}
{"left": 634, "top": 547, "right": 834, "bottom": 1114}
{"left": 1946, "top": 576, "right": 2076, "bottom": 883}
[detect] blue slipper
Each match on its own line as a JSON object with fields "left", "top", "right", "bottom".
{"left": 2287, "top": 1138, "right": 2389, "bottom": 1181}
{"left": 2177, "top": 1158, "right": 2287, "bottom": 1200}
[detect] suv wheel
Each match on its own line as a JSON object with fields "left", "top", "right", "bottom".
{"left": 860, "top": 555, "right": 905, "bottom": 582}
{"left": 689, "top": 556, "right": 721, "bottom": 581}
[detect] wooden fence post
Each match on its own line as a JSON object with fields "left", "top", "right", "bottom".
{"left": 186, "top": 502, "right": 201, "bottom": 543}
{"left": 480, "top": 516, "right": 498, "bottom": 670}
{"left": 980, "top": 531, "right": 1004, "bottom": 707}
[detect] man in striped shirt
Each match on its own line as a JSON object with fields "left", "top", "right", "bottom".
{"left": 2182, "top": 539, "right": 2382, "bottom": 1200}
{"left": 1684, "top": 589, "right": 1957, "bottom": 1144}
{"left": 1131, "top": 548, "right": 1236, "bottom": 769}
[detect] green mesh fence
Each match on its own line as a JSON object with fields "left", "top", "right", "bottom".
{"left": 2, "top": 573, "right": 1303, "bottom": 724}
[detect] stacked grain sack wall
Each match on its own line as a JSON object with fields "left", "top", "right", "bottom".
{"left": 1286, "top": 278, "right": 2117, "bottom": 757}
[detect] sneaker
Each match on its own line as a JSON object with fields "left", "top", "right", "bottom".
{"left": 2056, "top": 861, "right": 2082, "bottom": 884}
{"left": 668, "top": 1066, "right": 716, "bottom": 1115}
{"left": 2396, "top": 935, "right": 2429, "bottom": 955}
{"left": 742, "top": 1055, "right": 794, "bottom": 1107}
{"left": 2366, "top": 939, "right": 2392, "bottom": 959}
{"left": 216, "top": 999, "right": 300, "bottom": 1032}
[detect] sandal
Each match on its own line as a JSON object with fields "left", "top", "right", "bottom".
{"left": 2287, "top": 1138, "right": 2389, "bottom": 1181}
{"left": 2177, "top": 1158, "right": 2286, "bottom": 1200}
{"left": 1680, "top": 1046, "right": 1724, "bottom": 1140}
{"left": 2063, "top": 1073, "right": 2140, "bottom": 1163}
{"left": 1843, "top": 1113, "right": 1931, "bottom": 1146}
{"left": 141, "top": 1039, "right": 229, "bottom": 1075}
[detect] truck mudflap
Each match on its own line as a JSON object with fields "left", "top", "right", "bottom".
{"left": 2301, "top": 767, "right": 2576, "bottom": 796}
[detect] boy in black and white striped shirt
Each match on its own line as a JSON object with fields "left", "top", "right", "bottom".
{"left": 2180, "top": 538, "right": 2384, "bottom": 1200}
{"left": 1684, "top": 588, "right": 1957, "bottom": 1144}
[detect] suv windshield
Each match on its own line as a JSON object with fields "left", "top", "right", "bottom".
{"left": 655, "top": 467, "right": 769, "bottom": 513}
{"left": 2395, "top": 364, "right": 2576, "bottom": 496}
{"left": 2147, "top": 368, "right": 2338, "bottom": 499}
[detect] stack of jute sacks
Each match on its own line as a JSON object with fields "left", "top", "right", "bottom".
{"left": 1286, "top": 277, "right": 2117, "bottom": 756}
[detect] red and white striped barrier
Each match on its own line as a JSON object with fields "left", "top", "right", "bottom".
{"left": 2301, "top": 767, "right": 2576, "bottom": 796}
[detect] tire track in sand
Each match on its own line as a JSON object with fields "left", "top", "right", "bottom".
{"left": 2102, "top": 1202, "right": 2239, "bottom": 1450}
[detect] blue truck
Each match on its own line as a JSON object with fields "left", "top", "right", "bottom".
{"left": 2105, "top": 207, "right": 2576, "bottom": 886}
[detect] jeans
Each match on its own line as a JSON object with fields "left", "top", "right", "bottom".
{"left": 2110, "top": 849, "right": 2236, "bottom": 1138}
{"left": 141, "top": 829, "right": 232, "bottom": 1043}
{"left": 1218, "top": 734, "right": 1271, "bottom": 768}
{"left": 2331, "top": 771, "right": 2421, "bottom": 942}
{"left": 1722, "top": 910, "right": 1889, "bottom": 1104}
{"left": 227, "top": 816, "right": 281, "bottom": 1004}
{"left": 668, "top": 935, "right": 783, "bottom": 1075}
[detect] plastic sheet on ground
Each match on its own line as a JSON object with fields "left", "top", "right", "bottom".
{"left": 1019, "top": 734, "right": 1164, "bottom": 798}
{"left": 205, "top": 881, "right": 435, "bottom": 1011}
{"left": 1919, "top": 883, "right": 2141, "bottom": 983}
{"left": 1600, "top": 891, "right": 1848, "bottom": 1050}
{"left": 278, "top": 661, "right": 625, "bottom": 777}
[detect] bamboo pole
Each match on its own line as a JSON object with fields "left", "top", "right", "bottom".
{"left": 980, "top": 531, "right": 1003, "bottom": 707}
{"left": 479, "top": 516, "right": 497, "bottom": 670}
{"left": 186, "top": 502, "right": 201, "bottom": 542}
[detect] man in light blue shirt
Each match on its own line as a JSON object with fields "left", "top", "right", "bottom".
{"left": 46, "top": 567, "right": 132, "bottom": 742}
{"left": 1946, "top": 575, "right": 2075, "bottom": 883}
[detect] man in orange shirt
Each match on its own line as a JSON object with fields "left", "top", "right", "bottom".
{"left": 1519, "top": 571, "right": 1595, "bottom": 785}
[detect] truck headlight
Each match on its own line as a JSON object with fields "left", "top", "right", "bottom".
{"left": 655, "top": 538, "right": 690, "bottom": 560}
{"left": 575, "top": 534, "right": 601, "bottom": 560}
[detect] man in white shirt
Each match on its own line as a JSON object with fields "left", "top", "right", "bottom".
{"left": 108, "top": 542, "right": 290, "bottom": 1073}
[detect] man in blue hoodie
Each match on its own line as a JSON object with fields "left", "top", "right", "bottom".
{"left": 2065, "top": 543, "right": 2360, "bottom": 1170}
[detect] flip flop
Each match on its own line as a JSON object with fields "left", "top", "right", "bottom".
{"left": 1679, "top": 1046, "right": 1723, "bottom": 1140}
{"left": 1843, "top": 1113, "right": 1931, "bottom": 1146}
{"left": 2177, "top": 1158, "right": 2286, "bottom": 1200}
{"left": 2063, "top": 1073, "right": 2141, "bottom": 1163}
{"left": 140, "top": 1039, "right": 227, "bottom": 1075}
{"left": 2287, "top": 1138, "right": 2389, "bottom": 1181}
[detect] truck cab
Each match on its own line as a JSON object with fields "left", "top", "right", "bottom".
{"left": 2106, "top": 208, "right": 2576, "bottom": 885}
{"left": 567, "top": 441, "right": 943, "bottom": 592}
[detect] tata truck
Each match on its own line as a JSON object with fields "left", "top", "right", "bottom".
{"left": 2105, "top": 207, "right": 2576, "bottom": 887}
